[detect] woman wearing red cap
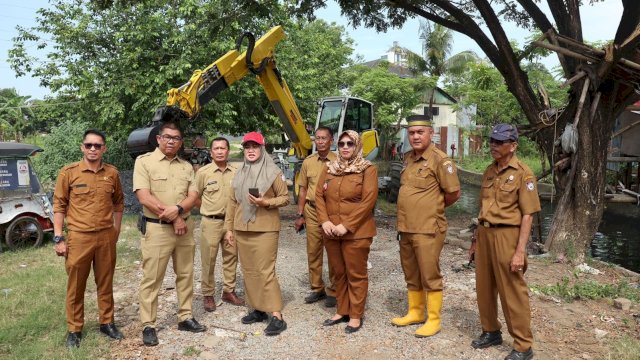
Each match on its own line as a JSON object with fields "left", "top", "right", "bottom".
{"left": 224, "top": 131, "right": 290, "bottom": 335}
{"left": 315, "top": 130, "right": 378, "bottom": 333}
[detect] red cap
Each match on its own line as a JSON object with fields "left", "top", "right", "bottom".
{"left": 242, "top": 131, "right": 265, "bottom": 145}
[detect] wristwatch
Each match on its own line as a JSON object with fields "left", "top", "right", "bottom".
{"left": 53, "top": 235, "right": 65, "bottom": 243}
{"left": 176, "top": 205, "right": 184, "bottom": 215}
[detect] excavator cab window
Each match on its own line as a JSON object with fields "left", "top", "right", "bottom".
{"left": 318, "top": 100, "right": 342, "bottom": 136}
{"left": 344, "top": 99, "right": 373, "bottom": 132}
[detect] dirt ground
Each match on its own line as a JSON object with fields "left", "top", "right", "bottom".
{"left": 107, "top": 202, "right": 639, "bottom": 359}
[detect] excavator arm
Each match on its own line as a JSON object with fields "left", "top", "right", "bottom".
{"left": 127, "top": 26, "right": 312, "bottom": 159}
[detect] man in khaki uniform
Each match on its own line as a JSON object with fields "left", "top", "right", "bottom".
{"left": 294, "top": 126, "right": 337, "bottom": 307}
{"left": 195, "top": 137, "right": 244, "bottom": 312}
{"left": 53, "top": 129, "right": 124, "bottom": 348}
{"left": 469, "top": 124, "right": 540, "bottom": 360}
{"left": 392, "top": 115, "right": 460, "bottom": 338}
{"left": 133, "top": 122, "right": 206, "bottom": 347}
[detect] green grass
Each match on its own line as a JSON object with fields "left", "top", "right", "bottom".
{"left": 0, "top": 215, "right": 140, "bottom": 359}
{"left": 531, "top": 277, "right": 640, "bottom": 303}
{"left": 605, "top": 336, "right": 640, "bottom": 360}
{"left": 376, "top": 198, "right": 396, "bottom": 215}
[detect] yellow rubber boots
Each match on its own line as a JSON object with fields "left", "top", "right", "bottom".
{"left": 391, "top": 290, "right": 425, "bottom": 326}
{"left": 415, "top": 291, "right": 442, "bottom": 337}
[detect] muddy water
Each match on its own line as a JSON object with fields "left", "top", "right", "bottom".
{"left": 453, "top": 183, "right": 640, "bottom": 272}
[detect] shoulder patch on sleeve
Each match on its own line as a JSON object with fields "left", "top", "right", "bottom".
{"left": 526, "top": 180, "right": 535, "bottom": 191}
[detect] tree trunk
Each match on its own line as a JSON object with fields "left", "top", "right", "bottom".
{"left": 543, "top": 90, "right": 615, "bottom": 260}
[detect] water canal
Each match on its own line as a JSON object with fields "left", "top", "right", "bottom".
{"left": 450, "top": 182, "right": 640, "bottom": 272}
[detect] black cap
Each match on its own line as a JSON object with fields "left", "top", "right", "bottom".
{"left": 403, "top": 114, "right": 433, "bottom": 128}
{"left": 490, "top": 123, "right": 518, "bottom": 141}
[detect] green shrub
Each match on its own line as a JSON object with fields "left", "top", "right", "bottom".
{"left": 532, "top": 277, "right": 640, "bottom": 302}
{"left": 32, "top": 121, "right": 134, "bottom": 184}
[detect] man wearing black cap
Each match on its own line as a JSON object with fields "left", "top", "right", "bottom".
{"left": 391, "top": 114, "right": 460, "bottom": 337}
{"left": 469, "top": 123, "right": 540, "bottom": 360}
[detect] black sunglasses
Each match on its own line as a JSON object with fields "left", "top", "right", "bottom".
{"left": 337, "top": 141, "right": 355, "bottom": 148}
{"left": 83, "top": 143, "right": 104, "bottom": 150}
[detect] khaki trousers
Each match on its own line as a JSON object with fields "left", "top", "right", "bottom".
{"left": 139, "top": 218, "right": 195, "bottom": 327}
{"left": 304, "top": 203, "right": 335, "bottom": 296}
{"left": 476, "top": 226, "right": 533, "bottom": 352}
{"left": 200, "top": 217, "right": 238, "bottom": 295}
{"left": 65, "top": 227, "right": 117, "bottom": 332}
{"left": 325, "top": 237, "right": 372, "bottom": 319}
{"left": 236, "top": 231, "right": 283, "bottom": 312}
{"left": 399, "top": 232, "right": 446, "bottom": 291}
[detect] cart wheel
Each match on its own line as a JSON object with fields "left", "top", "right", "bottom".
{"left": 5, "top": 217, "right": 43, "bottom": 249}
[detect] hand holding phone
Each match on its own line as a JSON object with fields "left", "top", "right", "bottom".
{"left": 248, "top": 188, "right": 260, "bottom": 197}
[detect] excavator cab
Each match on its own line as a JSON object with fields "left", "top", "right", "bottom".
{"left": 315, "top": 96, "right": 379, "bottom": 160}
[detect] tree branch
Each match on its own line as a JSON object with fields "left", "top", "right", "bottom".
{"left": 515, "top": 0, "right": 554, "bottom": 33}
{"left": 390, "top": 0, "right": 465, "bottom": 34}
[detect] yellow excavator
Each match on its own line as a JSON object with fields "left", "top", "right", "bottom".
{"left": 127, "top": 25, "right": 379, "bottom": 203}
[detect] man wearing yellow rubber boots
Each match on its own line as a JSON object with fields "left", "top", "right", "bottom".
{"left": 392, "top": 115, "right": 460, "bottom": 337}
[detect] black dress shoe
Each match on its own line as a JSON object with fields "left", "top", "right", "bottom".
{"left": 178, "top": 318, "right": 207, "bottom": 332}
{"left": 304, "top": 290, "right": 326, "bottom": 304}
{"left": 471, "top": 330, "right": 503, "bottom": 349}
{"left": 505, "top": 348, "right": 533, "bottom": 360}
{"left": 65, "top": 332, "right": 82, "bottom": 348}
{"left": 264, "top": 316, "right": 287, "bottom": 336}
{"left": 323, "top": 315, "right": 349, "bottom": 326}
{"left": 241, "top": 310, "right": 268, "bottom": 324}
{"left": 142, "top": 327, "right": 159, "bottom": 347}
{"left": 344, "top": 318, "right": 363, "bottom": 334}
{"left": 324, "top": 295, "right": 337, "bottom": 308}
{"left": 99, "top": 323, "right": 124, "bottom": 340}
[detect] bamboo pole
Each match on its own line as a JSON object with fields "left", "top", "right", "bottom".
{"left": 561, "top": 70, "right": 586, "bottom": 88}
{"left": 573, "top": 78, "right": 590, "bottom": 127}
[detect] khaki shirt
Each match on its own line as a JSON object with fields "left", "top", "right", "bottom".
{"left": 479, "top": 155, "right": 541, "bottom": 225}
{"left": 397, "top": 143, "right": 460, "bottom": 234}
{"left": 195, "top": 162, "right": 236, "bottom": 216}
{"left": 53, "top": 160, "right": 124, "bottom": 232}
{"left": 298, "top": 152, "right": 337, "bottom": 203}
{"left": 225, "top": 173, "right": 289, "bottom": 232}
{"left": 132, "top": 148, "right": 196, "bottom": 219}
{"left": 315, "top": 165, "right": 378, "bottom": 239}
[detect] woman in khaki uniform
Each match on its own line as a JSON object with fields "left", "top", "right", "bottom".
{"left": 316, "top": 130, "right": 378, "bottom": 333}
{"left": 224, "top": 132, "right": 289, "bottom": 336}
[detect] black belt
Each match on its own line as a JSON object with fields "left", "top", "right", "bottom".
{"left": 203, "top": 214, "right": 225, "bottom": 220}
{"left": 480, "top": 221, "right": 519, "bottom": 228}
{"left": 144, "top": 216, "right": 188, "bottom": 225}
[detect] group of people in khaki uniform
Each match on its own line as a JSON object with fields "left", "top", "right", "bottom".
{"left": 53, "top": 120, "right": 538, "bottom": 359}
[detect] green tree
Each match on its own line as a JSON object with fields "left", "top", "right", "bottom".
{"left": 294, "top": 0, "right": 640, "bottom": 260}
{"left": 9, "top": 1, "right": 353, "bottom": 143}
{"left": 0, "top": 88, "right": 36, "bottom": 141}
{"left": 347, "top": 62, "right": 434, "bottom": 159}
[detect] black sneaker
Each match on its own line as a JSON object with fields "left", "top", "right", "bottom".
{"left": 304, "top": 290, "right": 327, "bottom": 304}
{"left": 142, "top": 327, "right": 159, "bottom": 347}
{"left": 324, "top": 295, "right": 337, "bottom": 308}
{"left": 241, "top": 310, "right": 268, "bottom": 324}
{"left": 264, "top": 316, "right": 287, "bottom": 336}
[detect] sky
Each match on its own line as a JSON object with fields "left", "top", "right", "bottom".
{"left": 0, "top": 0, "right": 624, "bottom": 100}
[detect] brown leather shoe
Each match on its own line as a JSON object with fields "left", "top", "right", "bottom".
{"left": 203, "top": 296, "right": 216, "bottom": 312}
{"left": 222, "top": 291, "right": 245, "bottom": 306}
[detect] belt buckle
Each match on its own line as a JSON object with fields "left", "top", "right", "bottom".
{"left": 482, "top": 221, "right": 491, "bottom": 228}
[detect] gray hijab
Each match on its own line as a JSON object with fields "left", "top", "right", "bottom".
{"left": 232, "top": 145, "right": 281, "bottom": 223}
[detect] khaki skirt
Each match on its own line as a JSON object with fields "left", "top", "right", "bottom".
{"left": 235, "top": 230, "right": 283, "bottom": 312}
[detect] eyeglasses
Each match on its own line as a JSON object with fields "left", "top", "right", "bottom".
{"left": 489, "top": 139, "right": 513, "bottom": 146}
{"left": 337, "top": 141, "right": 355, "bottom": 148}
{"left": 159, "top": 134, "right": 183, "bottom": 142}
{"left": 243, "top": 143, "right": 261, "bottom": 150}
{"left": 83, "top": 143, "right": 104, "bottom": 150}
